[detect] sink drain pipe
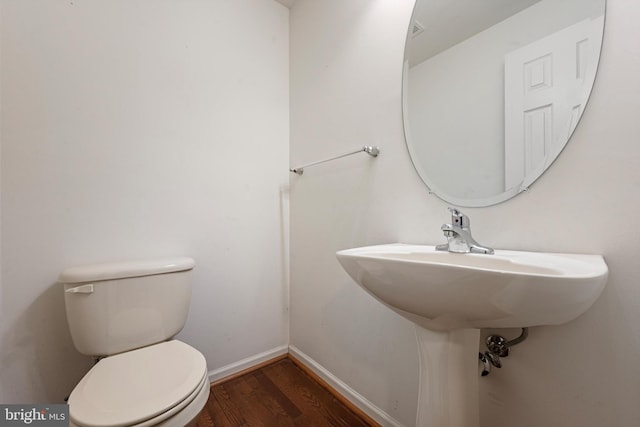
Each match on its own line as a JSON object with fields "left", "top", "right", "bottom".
{"left": 479, "top": 327, "right": 529, "bottom": 376}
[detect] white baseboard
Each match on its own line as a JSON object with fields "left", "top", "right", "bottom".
{"left": 288, "top": 345, "right": 404, "bottom": 427}
{"left": 207, "top": 344, "right": 288, "bottom": 383}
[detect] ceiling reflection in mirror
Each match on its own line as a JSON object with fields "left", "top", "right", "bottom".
{"left": 402, "top": 0, "right": 605, "bottom": 207}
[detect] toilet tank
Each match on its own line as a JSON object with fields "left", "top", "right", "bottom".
{"left": 59, "top": 257, "right": 195, "bottom": 357}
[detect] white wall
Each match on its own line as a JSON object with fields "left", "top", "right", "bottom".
{"left": 290, "top": 1, "right": 421, "bottom": 425}
{"left": 0, "top": 0, "right": 289, "bottom": 403}
{"left": 290, "top": 0, "right": 640, "bottom": 426}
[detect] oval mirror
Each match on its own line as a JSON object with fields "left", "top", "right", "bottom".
{"left": 402, "top": 0, "right": 606, "bottom": 207}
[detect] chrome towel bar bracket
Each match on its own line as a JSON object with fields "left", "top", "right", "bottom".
{"left": 289, "top": 146, "right": 380, "bottom": 175}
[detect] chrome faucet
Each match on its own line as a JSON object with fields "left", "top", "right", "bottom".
{"left": 436, "top": 208, "right": 494, "bottom": 254}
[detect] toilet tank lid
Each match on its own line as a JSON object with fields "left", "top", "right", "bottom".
{"left": 58, "top": 257, "right": 195, "bottom": 283}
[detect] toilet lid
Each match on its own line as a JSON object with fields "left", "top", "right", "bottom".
{"left": 69, "top": 340, "right": 207, "bottom": 427}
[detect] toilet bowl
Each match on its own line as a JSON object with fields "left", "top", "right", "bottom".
{"left": 59, "top": 258, "right": 209, "bottom": 427}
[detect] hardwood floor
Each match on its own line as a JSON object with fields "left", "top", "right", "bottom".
{"left": 196, "top": 356, "right": 379, "bottom": 427}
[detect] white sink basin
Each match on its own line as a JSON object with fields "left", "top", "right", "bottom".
{"left": 336, "top": 243, "right": 608, "bottom": 331}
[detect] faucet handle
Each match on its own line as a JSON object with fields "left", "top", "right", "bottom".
{"left": 448, "top": 207, "right": 470, "bottom": 228}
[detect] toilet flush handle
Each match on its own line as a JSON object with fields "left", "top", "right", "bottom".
{"left": 65, "top": 284, "right": 94, "bottom": 294}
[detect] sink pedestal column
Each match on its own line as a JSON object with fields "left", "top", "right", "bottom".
{"left": 414, "top": 326, "right": 480, "bottom": 427}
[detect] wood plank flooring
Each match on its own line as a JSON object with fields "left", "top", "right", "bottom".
{"left": 196, "top": 356, "right": 378, "bottom": 427}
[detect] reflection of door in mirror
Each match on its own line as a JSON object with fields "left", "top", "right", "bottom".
{"left": 504, "top": 17, "right": 604, "bottom": 191}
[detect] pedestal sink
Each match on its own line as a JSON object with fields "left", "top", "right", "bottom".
{"left": 336, "top": 243, "right": 608, "bottom": 427}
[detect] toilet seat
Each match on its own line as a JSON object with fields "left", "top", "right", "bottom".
{"left": 70, "top": 372, "right": 209, "bottom": 427}
{"left": 69, "top": 340, "right": 208, "bottom": 427}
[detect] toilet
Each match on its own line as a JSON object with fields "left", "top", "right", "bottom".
{"left": 59, "top": 257, "right": 209, "bottom": 427}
